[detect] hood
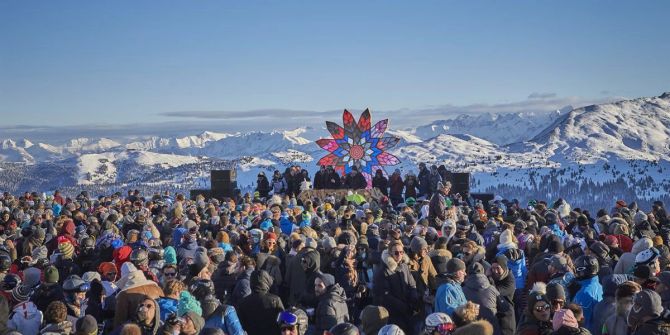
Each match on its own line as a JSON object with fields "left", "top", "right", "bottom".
{"left": 323, "top": 284, "right": 347, "bottom": 304}
{"left": 632, "top": 237, "right": 653, "bottom": 254}
{"left": 301, "top": 249, "right": 321, "bottom": 273}
{"left": 429, "top": 249, "right": 451, "bottom": 259}
{"left": 381, "top": 249, "right": 410, "bottom": 272}
{"left": 465, "top": 273, "right": 491, "bottom": 289}
{"left": 250, "top": 270, "right": 273, "bottom": 293}
{"left": 256, "top": 253, "right": 281, "bottom": 269}
{"left": 12, "top": 301, "right": 41, "bottom": 319}
{"left": 63, "top": 220, "right": 76, "bottom": 236}
{"left": 441, "top": 220, "right": 456, "bottom": 241}
{"left": 120, "top": 270, "right": 160, "bottom": 292}
{"left": 135, "top": 298, "right": 161, "bottom": 334}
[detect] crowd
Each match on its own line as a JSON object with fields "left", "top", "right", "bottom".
{"left": 0, "top": 162, "right": 669, "bottom": 335}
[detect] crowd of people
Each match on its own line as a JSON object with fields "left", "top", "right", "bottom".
{"left": 0, "top": 162, "right": 669, "bottom": 335}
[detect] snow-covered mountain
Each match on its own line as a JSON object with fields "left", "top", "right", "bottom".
{"left": 413, "top": 108, "right": 570, "bottom": 145}
{"left": 1, "top": 92, "right": 670, "bottom": 210}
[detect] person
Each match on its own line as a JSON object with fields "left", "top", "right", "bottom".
{"left": 627, "top": 289, "right": 670, "bottom": 335}
{"left": 314, "top": 272, "right": 350, "bottom": 333}
{"left": 276, "top": 308, "right": 308, "bottom": 335}
{"left": 373, "top": 240, "right": 418, "bottom": 333}
{"left": 613, "top": 237, "right": 653, "bottom": 275}
{"left": 551, "top": 309, "right": 588, "bottom": 335}
{"left": 345, "top": 167, "right": 367, "bottom": 190}
{"left": 253, "top": 172, "right": 270, "bottom": 198}
{"left": 592, "top": 274, "right": 629, "bottom": 335}
{"left": 602, "top": 281, "right": 641, "bottom": 335}
{"left": 157, "top": 279, "right": 184, "bottom": 322}
{"left": 40, "top": 301, "right": 73, "bottom": 335}
{"left": 424, "top": 312, "right": 455, "bottom": 335}
{"left": 111, "top": 297, "right": 161, "bottom": 335}
{"left": 359, "top": 305, "right": 389, "bottom": 335}
{"left": 408, "top": 236, "right": 437, "bottom": 317}
{"left": 434, "top": 258, "right": 467, "bottom": 317}
{"left": 114, "top": 263, "right": 165, "bottom": 328}
{"left": 388, "top": 170, "right": 404, "bottom": 207}
{"left": 237, "top": 270, "right": 285, "bottom": 335}
{"left": 571, "top": 255, "right": 604, "bottom": 333}
{"left": 429, "top": 182, "right": 451, "bottom": 222}
{"left": 372, "top": 169, "right": 389, "bottom": 197}
{"left": 62, "top": 275, "right": 90, "bottom": 328}
{"left": 516, "top": 283, "right": 553, "bottom": 335}
{"left": 190, "top": 278, "right": 245, "bottom": 335}
{"left": 271, "top": 170, "right": 288, "bottom": 195}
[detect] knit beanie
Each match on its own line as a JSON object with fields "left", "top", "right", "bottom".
{"left": 446, "top": 258, "right": 466, "bottom": 274}
{"left": 177, "top": 291, "right": 203, "bottom": 317}
{"left": 44, "top": 265, "right": 59, "bottom": 284}
{"left": 588, "top": 241, "right": 610, "bottom": 260}
{"left": 75, "top": 315, "right": 98, "bottom": 335}
{"left": 185, "top": 311, "right": 205, "bottom": 334}
{"left": 546, "top": 282, "right": 566, "bottom": 301}
{"left": 316, "top": 272, "right": 336, "bottom": 288}
{"left": 58, "top": 240, "right": 75, "bottom": 259}
{"left": 23, "top": 267, "right": 41, "bottom": 288}
{"left": 409, "top": 236, "right": 428, "bottom": 254}
{"left": 164, "top": 246, "right": 177, "bottom": 265}
{"left": 359, "top": 305, "right": 389, "bottom": 335}
{"left": 493, "top": 254, "right": 509, "bottom": 274}
{"left": 628, "top": 289, "right": 663, "bottom": 328}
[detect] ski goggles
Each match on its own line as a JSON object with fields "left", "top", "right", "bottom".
{"left": 277, "top": 311, "right": 298, "bottom": 326}
{"left": 435, "top": 323, "right": 456, "bottom": 335}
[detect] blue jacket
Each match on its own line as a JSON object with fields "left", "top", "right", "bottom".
{"left": 548, "top": 223, "right": 565, "bottom": 239}
{"left": 573, "top": 276, "right": 603, "bottom": 333}
{"left": 157, "top": 297, "right": 178, "bottom": 322}
{"left": 497, "top": 247, "right": 528, "bottom": 289}
{"left": 280, "top": 216, "right": 294, "bottom": 235}
{"left": 434, "top": 279, "right": 467, "bottom": 317}
{"left": 204, "top": 304, "right": 245, "bottom": 335}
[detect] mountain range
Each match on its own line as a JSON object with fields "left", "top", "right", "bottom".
{"left": 1, "top": 92, "right": 670, "bottom": 210}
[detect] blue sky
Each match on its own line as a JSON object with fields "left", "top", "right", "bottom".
{"left": 1, "top": 1, "right": 669, "bottom": 128}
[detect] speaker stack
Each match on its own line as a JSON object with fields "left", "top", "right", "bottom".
{"left": 211, "top": 169, "right": 238, "bottom": 200}
{"left": 450, "top": 172, "right": 471, "bottom": 198}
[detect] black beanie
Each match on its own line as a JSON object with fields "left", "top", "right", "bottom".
{"left": 546, "top": 282, "right": 566, "bottom": 301}
{"left": 493, "top": 254, "right": 509, "bottom": 273}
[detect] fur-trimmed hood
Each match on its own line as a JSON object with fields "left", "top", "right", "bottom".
{"left": 382, "top": 249, "right": 410, "bottom": 272}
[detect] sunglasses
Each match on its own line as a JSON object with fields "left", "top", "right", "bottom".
{"left": 435, "top": 323, "right": 456, "bottom": 334}
{"left": 552, "top": 299, "right": 565, "bottom": 306}
{"left": 535, "top": 305, "right": 551, "bottom": 312}
{"left": 164, "top": 272, "right": 177, "bottom": 277}
{"left": 277, "top": 311, "right": 298, "bottom": 326}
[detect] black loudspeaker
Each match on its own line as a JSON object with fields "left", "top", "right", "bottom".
{"left": 211, "top": 169, "right": 236, "bottom": 183}
{"left": 451, "top": 172, "right": 470, "bottom": 197}
{"left": 471, "top": 193, "right": 495, "bottom": 212}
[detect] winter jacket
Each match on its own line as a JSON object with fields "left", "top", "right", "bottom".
{"left": 389, "top": 175, "right": 404, "bottom": 198}
{"left": 256, "top": 176, "right": 271, "bottom": 198}
{"left": 176, "top": 238, "right": 198, "bottom": 262}
{"left": 31, "top": 282, "right": 65, "bottom": 313}
{"left": 631, "top": 317, "right": 670, "bottom": 335}
{"left": 418, "top": 168, "right": 431, "bottom": 197}
{"left": 613, "top": 238, "right": 653, "bottom": 275}
{"left": 409, "top": 255, "right": 437, "bottom": 295}
{"left": 404, "top": 176, "right": 419, "bottom": 199}
{"left": 271, "top": 177, "right": 287, "bottom": 195}
{"left": 516, "top": 314, "right": 552, "bottom": 335}
{"left": 428, "top": 171, "right": 442, "bottom": 194}
{"left": 157, "top": 297, "right": 178, "bottom": 322}
{"left": 40, "top": 321, "right": 73, "bottom": 335}
{"left": 8, "top": 301, "right": 43, "bottom": 335}
{"left": 315, "top": 284, "right": 350, "bottom": 333}
{"left": 113, "top": 270, "right": 165, "bottom": 328}
{"left": 110, "top": 298, "right": 161, "bottom": 335}
{"left": 297, "top": 249, "right": 321, "bottom": 308}
{"left": 373, "top": 250, "right": 419, "bottom": 332}
{"left": 429, "top": 190, "right": 448, "bottom": 221}
{"left": 592, "top": 296, "right": 616, "bottom": 335}
{"left": 231, "top": 267, "right": 253, "bottom": 306}
{"left": 498, "top": 246, "right": 528, "bottom": 289}
{"left": 344, "top": 172, "right": 367, "bottom": 190}
{"left": 463, "top": 273, "right": 502, "bottom": 335}
{"left": 494, "top": 271, "right": 517, "bottom": 304}
{"left": 434, "top": 277, "right": 467, "bottom": 317}
{"left": 372, "top": 175, "right": 389, "bottom": 196}
{"left": 203, "top": 303, "right": 245, "bottom": 335}
{"left": 212, "top": 259, "right": 240, "bottom": 303}
{"left": 237, "top": 270, "right": 285, "bottom": 335}
{"left": 572, "top": 276, "right": 604, "bottom": 333}
{"left": 602, "top": 312, "right": 629, "bottom": 335}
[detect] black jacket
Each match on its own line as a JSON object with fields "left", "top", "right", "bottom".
{"left": 237, "top": 270, "right": 285, "bottom": 335}
{"left": 315, "top": 284, "right": 350, "bottom": 333}
{"left": 372, "top": 250, "right": 418, "bottom": 333}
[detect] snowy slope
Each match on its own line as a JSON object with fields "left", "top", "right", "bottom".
{"left": 530, "top": 92, "right": 670, "bottom": 163}
{"left": 413, "top": 109, "right": 568, "bottom": 145}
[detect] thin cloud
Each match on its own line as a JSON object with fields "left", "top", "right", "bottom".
{"left": 528, "top": 92, "right": 558, "bottom": 100}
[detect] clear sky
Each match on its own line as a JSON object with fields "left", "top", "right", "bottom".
{"left": 1, "top": 1, "right": 669, "bottom": 128}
